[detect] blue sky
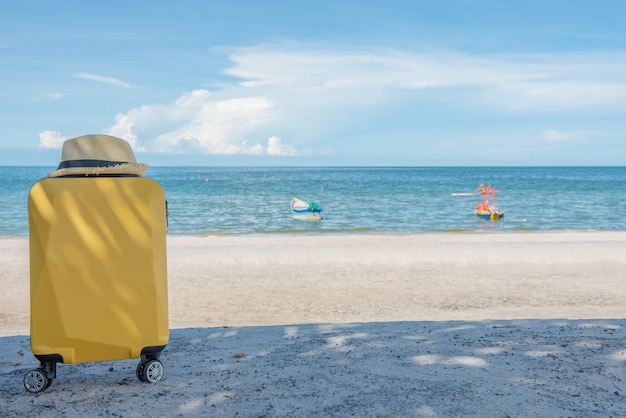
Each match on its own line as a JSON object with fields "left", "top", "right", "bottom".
{"left": 1, "top": 1, "right": 625, "bottom": 166}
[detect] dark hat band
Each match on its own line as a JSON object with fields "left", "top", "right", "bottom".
{"left": 57, "top": 159, "right": 129, "bottom": 170}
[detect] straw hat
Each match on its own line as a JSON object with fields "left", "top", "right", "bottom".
{"left": 48, "top": 134, "right": 148, "bottom": 178}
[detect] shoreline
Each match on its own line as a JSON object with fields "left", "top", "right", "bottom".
{"left": 4, "top": 228, "right": 626, "bottom": 239}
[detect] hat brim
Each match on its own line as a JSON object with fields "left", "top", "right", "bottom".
{"left": 48, "top": 162, "right": 148, "bottom": 178}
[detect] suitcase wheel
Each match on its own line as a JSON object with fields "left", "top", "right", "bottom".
{"left": 23, "top": 368, "right": 52, "bottom": 393}
{"left": 136, "top": 359, "right": 164, "bottom": 383}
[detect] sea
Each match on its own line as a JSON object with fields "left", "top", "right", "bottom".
{"left": 1, "top": 166, "right": 625, "bottom": 237}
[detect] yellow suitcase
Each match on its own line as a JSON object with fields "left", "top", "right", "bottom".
{"left": 24, "top": 177, "right": 168, "bottom": 392}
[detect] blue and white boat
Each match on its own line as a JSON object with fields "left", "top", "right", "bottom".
{"left": 290, "top": 197, "right": 323, "bottom": 221}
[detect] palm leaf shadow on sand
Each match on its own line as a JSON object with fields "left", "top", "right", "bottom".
{"left": 1, "top": 319, "right": 625, "bottom": 417}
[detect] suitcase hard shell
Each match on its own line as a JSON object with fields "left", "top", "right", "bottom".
{"left": 25, "top": 177, "right": 168, "bottom": 392}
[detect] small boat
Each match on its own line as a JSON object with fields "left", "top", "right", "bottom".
{"left": 474, "top": 183, "right": 505, "bottom": 221}
{"left": 291, "top": 197, "right": 323, "bottom": 221}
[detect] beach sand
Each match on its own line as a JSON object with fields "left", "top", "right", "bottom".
{"left": 1, "top": 232, "right": 625, "bottom": 416}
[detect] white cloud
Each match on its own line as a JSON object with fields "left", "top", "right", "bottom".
{"left": 95, "top": 46, "right": 626, "bottom": 157}
{"left": 224, "top": 47, "right": 626, "bottom": 111}
{"left": 105, "top": 89, "right": 298, "bottom": 156}
{"left": 106, "top": 113, "right": 139, "bottom": 148}
{"left": 487, "top": 80, "right": 626, "bottom": 111}
{"left": 36, "top": 92, "right": 63, "bottom": 101}
{"left": 266, "top": 136, "right": 299, "bottom": 156}
{"left": 543, "top": 130, "right": 574, "bottom": 141}
{"left": 38, "top": 130, "right": 67, "bottom": 148}
{"left": 75, "top": 72, "right": 135, "bottom": 88}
